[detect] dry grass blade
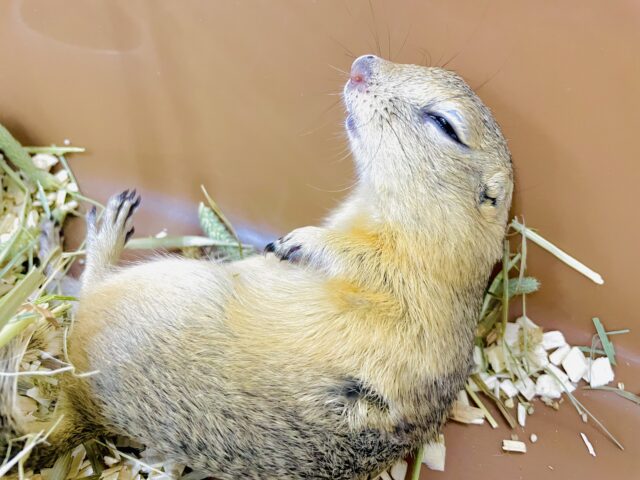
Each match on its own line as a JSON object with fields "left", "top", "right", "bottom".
{"left": 410, "top": 444, "right": 424, "bottom": 480}
{"left": 465, "top": 385, "right": 498, "bottom": 429}
{"left": 127, "top": 236, "right": 252, "bottom": 250}
{"left": 0, "top": 417, "right": 64, "bottom": 477}
{"left": 501, "top": 239, "right": 510, "bottom": 334}
{"left": 592, "top": 317, "right": 616, "bottom": 365}
{"left": 584, "top": 386, "right": 640, "bottom": 406}
{"left": 510, "top": 219, "right": 604, "bottom": 285}
{"left": 470, "top": 375, "right": 516, "bottom": 429}
{"left": 49, "top": 449, "right": 73, "bottom": 480}
{"left": 94, "top": 440, "right": 169, "bottom": 477}
{"left": 23, "top": 146, "right": 85, "bottom": 155}
{"left": 545, "top": 367, "right": 624, "bottom": 450}
{"left": 0, "top": 267, "right": 45, "bottom": 331}
{"left": 0, "top": 124, "right": 58, "bottom": 188}
{"left": 450, "top": 401, "right": 484, "bottom": 424}
{"left": 200, "top": 185, "right": 243, "bottom": 251}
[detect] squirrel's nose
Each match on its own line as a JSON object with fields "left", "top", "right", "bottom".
{"left": 350, "top": 55, "right": 377, "bottom": 85}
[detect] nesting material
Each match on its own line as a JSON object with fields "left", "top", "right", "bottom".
{"left": 589, "top": 357, "right": 615, "bottom": 388}
{"left": 515, "top": 377, "right": 536, "bottom": 401}
{"left": 472, "top": 345, "right": 485, "bottom": 373}
{"left": 485, "top": 346, "right": 505, "bottom": 374}
{"left": 31, "top": 153, "right": 59, "bottom": 170}
{"left": 479, "top": 372, "right": 498, "bottom": 390}
{"left": 450, "top": 400, "right": 485, "bottom": 425}
{"left": 457, "top": 390, "right": 470, "bottom": 405}
{"left": 546, "top": 364, "right": 575, "bottom": 393}
{"left": 517, "top": 403, "right": 527, "bottom": 428}
{"left": 422, "top": 434, "right": 446, "bottom": 472}
{"left": 503, "top": 322, "right": 520, "bottom": 346}
{"left": 542, "top": 331, "right": 567, "bottom": 350}
{"left": 389, "top": 460, "right": 407, "bottom": 480}
{"left": 528, "top": 344, "right": 550, "bottom": 369}
{"left": 516, "top": 315, "right": 538, "bottom": 330}
{"left": 549, "top": 344, "right": 571, "bottom": 366}
{"left": 500, "top": 379, "right": 518, "bottom": 398}
{"left": 535, "top": 375, "right": 563, "bottom": 399}
{"left": 502, "top": 440, "right": 527, "bottom": 453}
{"left": 561, "top": 347, "right": 589, "bottom": 383}
{"left": 375, "top": 472, "right": 393, "bottom": 480}
{"left": 580, "top": 433, "right": 596, "bottom": 457}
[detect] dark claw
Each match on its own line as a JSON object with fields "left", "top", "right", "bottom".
{"left": 264, "top": 242, "right": 275, "bottom": 253}
{"left": 114, "top": 189, "right": 130, "bottom": 220}
{"left": 87, "top": 206, "right": 97, "bottom": 225}
{"left": 125, "top": 226, "right": 135, "bottom": 243}
{"left": 280, "top": 245, "right": 301, "bottom": 262}
{"left": 126, "top": 195, "right": 142, "bottom": 221}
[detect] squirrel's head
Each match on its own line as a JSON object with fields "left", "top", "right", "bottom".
{"left": 343, "top": 55, "right": 513, "bottom": 239}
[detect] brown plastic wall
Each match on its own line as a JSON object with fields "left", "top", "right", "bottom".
{"left": 0, "top": 1, "right": 638, "bottom": 478}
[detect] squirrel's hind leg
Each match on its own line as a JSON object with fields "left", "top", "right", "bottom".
{"left": 82, "top": 190, "right": 140, "bottom": 290}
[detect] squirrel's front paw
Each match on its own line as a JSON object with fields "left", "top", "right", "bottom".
{"left": 265, "top": 226, "right": 325, "bottom": 264}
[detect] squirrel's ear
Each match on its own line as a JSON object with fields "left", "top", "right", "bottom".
{"left": 478, "top": 171, "right": 512, "bottom": 220}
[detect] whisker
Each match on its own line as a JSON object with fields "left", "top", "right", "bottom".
{"left": 441, "top": 0, "right": 490, "bottom": 68}
{"left": 328, "top": 35, "right": 357, "bottom": 60}
{"left": 417, "top": 47, "right": 432, "bottom": 67}
{"left": 473, "top": 50, "right": 514, "bottom": 92}
{"left": 307, "top": 179, "right": 357, "bottom": 194}
{"left": 298, "top": 98, "right": 344, "bottom": 137}
{"left": 331, "top": 145, "right": 356, "bottom": 165}
{"left": 384, "top": 117, "right": 411, "bottom": 162}
{"left": 368, "top": 0, "right": 383, "bottom": 57}
{"left": 372, "top": 120, "right": 385, "bottom": 161}
{"left": 396, "top": 26, "right": 412, "bottom": 61}
{"left": 328, "top": 64, "right": 349, "bottom": 76}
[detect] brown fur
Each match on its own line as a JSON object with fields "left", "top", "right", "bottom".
{"left": 2, "top": 56, "right": 512, "bottom": 479}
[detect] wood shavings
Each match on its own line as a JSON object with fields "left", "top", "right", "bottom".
{"left": 580, "top": 432, "right": 596, "bottom": 457}
{"left": 485, "top": 346, "right": 505, "bottom": 373}
{"left": 375, "top": 472, "right": 393, "bottom": 480}
{"left": 499, "top": 379, "right": 518, "bottom": 398}
{"left": 589, "top": 357, "right": 615, "bottom": 388}
{"left": 514, "top": 377, "right": 536, "bottom": 401}
{"left": 562, "top": 347, "right": 588, "bottom": 383}
{"left": 31, "top": 153, "right": 59, "bottom": 170}
{"left": 422, "top": 434, "right": 445, "bottom": 472}
{"left": 535, "top": 375, "right": 563, "bottom": 399}
{"left": 542, "top": 331, "right": 567, "bottom": 350}
{"left": 389, "top": 460, "right": 407, "bottom": 480}
{"left": 450, "top": 400, "right": 485, "bottom": 425}
{"left": 527, "top": 344, "right": 549, "bottom": 369}
{"left": 549, "top": 344, "right": 571, "bottom": 365}
{"left": 502, "top": 440, "right": 527, "bottom": 453}
{"left": 503, "top": 322, "right": 520, "bottom": 346}
{"left": 517, "top": 403, "right": 527, "bottom": 427}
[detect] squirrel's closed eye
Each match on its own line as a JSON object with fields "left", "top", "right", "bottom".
{"left": 424, "top": 112, "right": 465, "bottom": 146}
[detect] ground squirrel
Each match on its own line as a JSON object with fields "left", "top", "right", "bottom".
{"left": 3, "top": 55, "right": 513, "bottom": 479}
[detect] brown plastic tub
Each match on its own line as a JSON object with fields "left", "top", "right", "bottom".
{"left": 1, "top": 1, "right": 638, "bottom": 478}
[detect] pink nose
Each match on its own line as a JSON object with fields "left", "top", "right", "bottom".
{"left": 350, "top": 55, "right": 377, "bottom": 85}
